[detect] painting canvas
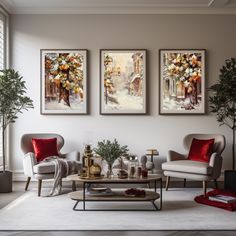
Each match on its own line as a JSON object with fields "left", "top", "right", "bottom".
{"left": 159, "top": 49, "right": 206, "bottom": 114}
{"left": 41, "top": 49, "right": 88, "bottom": 114}
{"left": 100, "top": 50, "right": 147, "bottom": 114}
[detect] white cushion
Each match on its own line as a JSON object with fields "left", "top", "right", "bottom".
{"left": 162, "top": 160, "right": 213, "bottom": 175}
{"left": 33, "top": 162, "right": 55, "bottom": 174}
{"left": 163, "top": 171, "right": 212, "bottom": 181}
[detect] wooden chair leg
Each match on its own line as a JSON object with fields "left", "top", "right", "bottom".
{"left": 165, "top": 176, "right": 170, "bottom": 191}
{"left": 203, "top": 181, "right": 207, "bottom": 197}
{"left": 183, "top": 178, "right": 186, "bottom": 188}
{"left": 214, "top": 179, "right": 218, "bottom": 189}
{"left": 38, "top": 179, "right": 42, "bottom": 197}
{"left": 72, "top": 180, "right": 76, "bottom": 191}
{"left": 25, "top": 177, "right": 31, "bottom": 191}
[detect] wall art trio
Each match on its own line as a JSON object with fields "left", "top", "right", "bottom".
{"left": 41, "top": 49, "right": 88, "bottom": 114}
{"left": 40, "top": 49, "right": 205, "bottom": 115}
{"left": 100, "top": 49, "right": 147, "bottom": 114}
{"left": 159, "top": 49, "right": 205, "bottom": 115}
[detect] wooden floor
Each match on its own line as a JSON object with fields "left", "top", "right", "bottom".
{"left": 0, "top": 231, "right": 236, "bottom": 236}
{"left": 0, "top": 181, "right": 234, "bottom": 236}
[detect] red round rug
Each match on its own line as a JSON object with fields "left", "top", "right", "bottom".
{"left": 194, "top": 189, "right": 236, "bottom": 212}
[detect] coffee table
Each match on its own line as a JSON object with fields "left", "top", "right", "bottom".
{"left": 67, "top": 174, "right": 162, "bottom": 211}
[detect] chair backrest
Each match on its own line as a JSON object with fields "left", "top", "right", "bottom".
{"left": 21, "top": 133, "right": 64, "bottom": 154}
{"left": 183, "top": 133, "right": 225, "bottom": 155}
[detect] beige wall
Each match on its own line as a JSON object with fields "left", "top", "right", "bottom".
{"left": 10, "top": 14, "right": 236, "bottom": 172}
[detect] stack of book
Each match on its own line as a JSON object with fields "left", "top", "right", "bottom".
{"left": 209, "top": 194, "right": 236, "bottom": 204}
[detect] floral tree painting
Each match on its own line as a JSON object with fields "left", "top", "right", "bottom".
{"left": 159, "top": 49, "right": 206, "bottom": 114}
{"left": 41, "top": 49, "right": 88, "bottom": 114}
{"left": 100, "top": 50, "right": 147, "bottom": 114}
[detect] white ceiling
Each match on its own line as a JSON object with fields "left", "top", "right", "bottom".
{"left": 0, "top": 0, "right": 236, "bottom": 14}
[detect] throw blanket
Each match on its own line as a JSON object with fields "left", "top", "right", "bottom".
{"left": 42, "top": 156, "right": 77, "bottom": 196}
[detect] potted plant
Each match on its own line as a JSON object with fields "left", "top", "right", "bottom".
{"left": 209, "top": 58, "right": 236, "bottom": 191}
{"left": 0, "top": 69, "right": 33, "bottom": 193}
{"left": 94, "top": 139, "right": 129, "bottom": 177}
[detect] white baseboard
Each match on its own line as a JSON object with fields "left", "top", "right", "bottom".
{"left": 13, "top": 170, "right": 29, "bottom": 181}
{"left": 0, "top": 165, "right": 8, "bottom": 171}
{"left": 218, "top": 172, "right": 225, "bottom": 181}
{"left": 12, "top": 170, "right": 225, "bottom": 182}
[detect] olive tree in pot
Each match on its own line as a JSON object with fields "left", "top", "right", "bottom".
{"left": 0, "top": 69, "right": 33, "bottom": 193}
{"left": 209, "top": 58, "right": 236, "bottom": 191}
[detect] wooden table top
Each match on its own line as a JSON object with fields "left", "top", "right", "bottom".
{"left": 69, "top": 190, "right": 160, "bottom": 201}
{"left": 67, "top": 174, "right": 161, "bottom": 183}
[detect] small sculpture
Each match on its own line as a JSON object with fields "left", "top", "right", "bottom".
{"left": 141, "top": 155, "right": 154, "bottom": 172}
{"left": 140, "top": 155, "right": 147, "bottom": 169}
{"left": 145, "top": 149, "right": 159, "bottom": 173}
{"left": 146, "top": 161, "right": 154, "bottom": 171}
{"left": 117, "top": 169, "right": 128, "bottom": 179}
{"left": 82, "top": 145, "right": 94, "bottom": 178}
{"left": 90, "top": 160, "right": 102, "bottom": 177}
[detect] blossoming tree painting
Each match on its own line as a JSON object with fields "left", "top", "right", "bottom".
{"left": 159, "top": 49, "right": 206, "bottom": 114}
{"left": 41, "top": 49, "right": 88, "bottom": 114}
{"left": 100, "top": 50, "right": 147, "bottom": 114}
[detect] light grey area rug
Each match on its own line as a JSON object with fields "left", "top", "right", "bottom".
{"left": 0, "top": 188, "right": 235, "bottom": 230}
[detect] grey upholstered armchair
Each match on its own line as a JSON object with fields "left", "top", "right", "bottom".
{"left": 162, "top": 134, "right": 225, "bottom": 196}
{"left": 21, "top": 133, "right": 81, "bottom": 196}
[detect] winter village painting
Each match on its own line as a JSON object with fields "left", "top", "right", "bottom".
{"left": 41, "top": 49, "right": 88, "bottom": 114}
{"left": 159, "top": 50, "right": 205, "bottom": 114}
{"left": 100, "top": 50, "right": 147, "bottom": 114}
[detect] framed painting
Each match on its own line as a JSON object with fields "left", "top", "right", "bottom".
{"left": 159, "top": 49, "right": 206, "bottom": 115}
{"left": 100, "top": 49, "right": 147, "bottom": 115}
{"left": 41, "top": 49, "right": 88, "bottom": 114}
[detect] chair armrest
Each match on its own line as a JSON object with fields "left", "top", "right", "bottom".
{"left": 167, "top": 150, "right": 186, "bottom": 162}
{"left": 60, "top": 150, "right": 80, "bottom": 162}
{"left": 23, "top": 152, "right": 37, "bottom": 177}
{"left": 209, "top": 152, "right": 223, "bottom": 179}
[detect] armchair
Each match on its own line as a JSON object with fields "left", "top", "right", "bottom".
{"left": 162, "top": 134, "right": 225, "bottom": 196}
{"left": 21, "top": 133, "right": 81, "bottom": 196}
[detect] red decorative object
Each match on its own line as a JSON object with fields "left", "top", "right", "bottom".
{"left": 194, "top": 189, "right": 236, "bottom": 211}
{"left": 32, "top": 138, "right": 59, "bottom": 162}
{"left": 141, "top": 169, "right": 148, "bottom": 178}
{"left": 188, "top": 138, "right": 214, "bottom": 163}
{"left": 125, "top": 188, "right": 146, "bottom": 197}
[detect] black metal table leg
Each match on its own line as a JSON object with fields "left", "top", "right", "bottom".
{"left": 152, "top": 178, "right": 162, "bottom": 211}
{"left": 151, "top": 200, "right": 159, "bottom": 210}
{"left": 83, "top": 182, "right": 86, "bottom": 211}
{"left": 73, "top": 201, "right": 80, "bottom": 211}
{"left": 154, "top": 180, "right": 157, "bottom": 192}
{"left": 160, "top": 178, "right": 162, "bottom": 210}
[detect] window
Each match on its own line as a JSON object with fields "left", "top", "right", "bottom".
{"left": 0, "top": 8, "right": 9, "bottom": 167}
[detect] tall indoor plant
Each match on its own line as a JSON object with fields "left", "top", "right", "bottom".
{"left": 0, "top": 69, "right": 33, "bottom": 192}
{"left": 209, "top": 58, "right": 236, "bottom": 190}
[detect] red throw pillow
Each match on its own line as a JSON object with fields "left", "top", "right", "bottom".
{"left": 188, "top": 138, "right": 215, "bottom": 163}
{"left": 32, "top": 138, "right": 59, "bottom": 162}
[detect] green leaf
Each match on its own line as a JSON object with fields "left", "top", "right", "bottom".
{"left": 208, "top": 58, "right": 236, "bottom": 130}
{"left": 0, "top": 69, "right": 34, "bottom": 130}
{"left": 208, "top": 58, "right": 236, "bottom": 170}
{"left": 94, "top": 139, "right": 129, "bottom": 166}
